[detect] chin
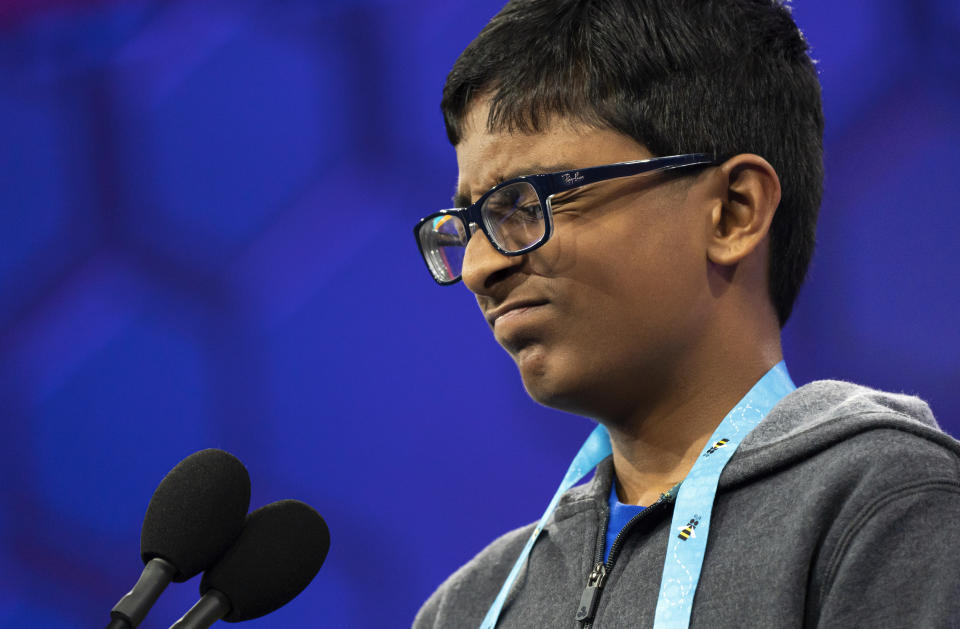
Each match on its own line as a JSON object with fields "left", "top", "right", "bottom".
{"left": 514, "top": 345, "right": 584, "bottom": 414}
{"left": 514, "top": 345, "right": 553, "bottom": 398}
{"left": 513, "top": 343, "right": 620, "bottom": 420}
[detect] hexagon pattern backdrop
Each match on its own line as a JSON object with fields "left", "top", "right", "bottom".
{"left": 1, "top": 1, "right": 958, "bottom": 627}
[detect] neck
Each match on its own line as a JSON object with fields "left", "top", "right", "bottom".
{"left": 607, "top": 327, "right": 782, "bottom": 506}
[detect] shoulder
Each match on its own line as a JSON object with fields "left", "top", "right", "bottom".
{"left": 712, "top": 380, "right": 960, "bottom": 623}
{"left": 723, "top": 378, "right": 960, "bottom": 542}
{"left": 804, "top": 424, "right": 960, "bottom": 514}
{"left": 413, "top": 521, "right": 536, "bottom": 629}
{"left": 806, "top": 430, "right": 960, "bottom": 624}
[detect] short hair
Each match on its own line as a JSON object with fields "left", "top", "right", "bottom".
{"left": 441, "top": 0, "right": 824, "bottom": 326}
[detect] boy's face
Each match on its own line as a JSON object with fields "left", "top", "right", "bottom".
{"left": 455, "top": 101, "right": 719, "bottom": 422}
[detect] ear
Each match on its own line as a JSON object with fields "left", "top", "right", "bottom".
{"left": 706, "top": 154, "right": 781, "bottom": 266}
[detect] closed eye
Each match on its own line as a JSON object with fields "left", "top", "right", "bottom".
{"left": 496, "top": 204, "right": 542, "bottom": 225}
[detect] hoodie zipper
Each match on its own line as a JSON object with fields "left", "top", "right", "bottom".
{"left": 576, "top": 492, "right": 675, "bottom": 628}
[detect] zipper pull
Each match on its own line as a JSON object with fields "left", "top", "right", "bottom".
{"left": 575, "top": 562, "right": 607, "bottom": 622}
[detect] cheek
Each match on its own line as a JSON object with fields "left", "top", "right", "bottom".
{"left": 546, "top": 205, "right": 705, "bottom": 304}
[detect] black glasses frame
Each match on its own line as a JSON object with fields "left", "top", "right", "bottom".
{"left": 414, "top": 153, "right": 717, "bottom": 285}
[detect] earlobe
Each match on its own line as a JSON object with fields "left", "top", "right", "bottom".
{"left": 706, "top": 154, "right": 781, "bottom": 266}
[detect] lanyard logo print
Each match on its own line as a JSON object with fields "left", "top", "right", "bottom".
{"left": 480, "top": 362, "right": 795, "bottom": 629}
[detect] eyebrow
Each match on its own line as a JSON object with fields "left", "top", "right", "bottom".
{"left": 452, "top": 162, "right": 576, "bottom": 208}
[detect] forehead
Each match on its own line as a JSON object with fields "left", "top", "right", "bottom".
{"left": 454, "top": 101, "right": 653, "bottom": 203}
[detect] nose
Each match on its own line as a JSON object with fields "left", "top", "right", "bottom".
{"left": 461, "top": 224, "right": 524, "bottom": 295}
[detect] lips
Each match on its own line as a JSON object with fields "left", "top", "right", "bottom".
{"left": 485, "top": 299, "right": 549, "bottom": 328}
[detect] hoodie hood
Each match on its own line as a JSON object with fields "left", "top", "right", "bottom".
{"left": 725, "top": 379, "right": 954, "bottom": 486}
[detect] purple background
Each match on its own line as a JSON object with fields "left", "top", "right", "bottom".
{"left": 0, "top": 1, "right": 958, "bottom": 627}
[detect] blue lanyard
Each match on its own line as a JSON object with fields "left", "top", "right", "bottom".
{"left": 653, "top": 361, "right": 795, "bottom": 626}
{"left": 480, "top": 362, "right": 795, "bottom": 629}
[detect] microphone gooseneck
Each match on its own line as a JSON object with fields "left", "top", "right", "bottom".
{"left": 107, "top": 449, "right": 251, "bottom": 629}
{"left": 107, "top": 557, "right": 177, "bottom": 628}
{"left": 171, "top": 499, "right": 330, "bottom": 628}
{"left": 170, "top": 590, "right": 231, "bottom": 628}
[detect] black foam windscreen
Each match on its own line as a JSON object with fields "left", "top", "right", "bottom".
{"left": 200, "top": 499, "right": 330, "bottom": 622}
{"left": 140, "top": 449, "right": 251, "bottom": 582}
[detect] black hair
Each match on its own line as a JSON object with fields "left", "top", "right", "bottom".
{"left": 441, "top": 0, "right": 824, "bottom": 326}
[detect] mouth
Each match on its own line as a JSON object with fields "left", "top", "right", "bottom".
{"left": 485, "top": 299, "right": 550, "bottom": 329}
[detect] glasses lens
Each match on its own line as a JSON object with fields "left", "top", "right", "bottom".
{"left": 481, "top": 181, "right": 545, "bottom": 252}
{"left": 418, "top": 214, "right": 469, "bottom": 282}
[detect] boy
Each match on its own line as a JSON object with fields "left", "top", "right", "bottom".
{"left": 412, "top": 1, "right": 960, "bottom": 626}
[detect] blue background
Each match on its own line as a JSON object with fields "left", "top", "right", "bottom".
{"left": 0, "top": 1, "right": 958, "bottom": 627}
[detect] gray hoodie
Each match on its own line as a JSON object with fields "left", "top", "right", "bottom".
{"left": 414, "top": 381, "right": 960, "bottom": 628}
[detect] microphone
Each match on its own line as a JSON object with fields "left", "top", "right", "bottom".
{"left": 170, "top": 499, "right": 331, "bottom": 628}
{"left": 107, "top": 449, "right": 251, "bottom": 629}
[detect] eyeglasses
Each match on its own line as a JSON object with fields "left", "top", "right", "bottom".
{"left": 413, "top": 153, "right": 716, "bottom": 285}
